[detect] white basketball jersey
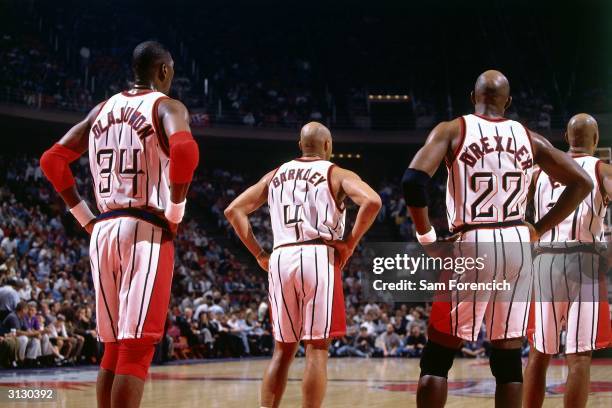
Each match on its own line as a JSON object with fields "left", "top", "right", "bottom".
{"left": 88, "top": 90, "right": 171, "bottom": 213}
{"left": 535, "top": 154, "right": 606, "bottom": 242}
{"left": 446, "top": 114, "right": 535, "bottom": 231}
{"left": 268, "top": 159, "right": 346, "bottom": 248}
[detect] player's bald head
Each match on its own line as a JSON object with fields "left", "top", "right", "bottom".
{"left": 299, "top": 122, "right": 332, "bottom": 160}
{"left": 566, "top": 113, "right": 599, "bottom": 151}
{"left": 472, "top": 70, "right": 511, "bottom": 111}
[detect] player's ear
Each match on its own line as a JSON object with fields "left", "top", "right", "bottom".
{"left": 470, "top": 91, "right": 475, "bottom": 105}
{"left": 563, "top": 131, "right": 569, "bottom": 145}
{"left": 160, "top": 63, "right": 168, "bottom": 81}
{"left": 298, "top": 140, "right": 302, "bottom": 153}
{"left": 505, "top": 96, "right": 512, "bottom": 110}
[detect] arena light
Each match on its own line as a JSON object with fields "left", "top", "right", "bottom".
{"left": 368, "top": 94, "right": 411, "bottom": 103}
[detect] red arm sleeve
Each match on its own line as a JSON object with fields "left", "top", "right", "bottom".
{"left": 40, "top": 143, "right": 81, "bottom": 192}
{"left": 168, "top": 131, "right": 199, "bottom": 184}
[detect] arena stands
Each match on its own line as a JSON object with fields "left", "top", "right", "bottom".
{"left": 2, "top": 0, "right": 608, "bottom": 130}
{"left": 0, "top": 155, "right": 457, "bottom": 369}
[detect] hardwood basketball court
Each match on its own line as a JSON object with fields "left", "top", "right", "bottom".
{"left": 2, "top": 358, "right": 612, "bottom": 407}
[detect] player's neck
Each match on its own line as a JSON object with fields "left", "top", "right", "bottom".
{"left": 568, "top": 147, "right": 593, "bottom": 156}
{"left": 132, "top": 82, "right": 155, "bottom": 91}
{"left": 301, "top": 153, "right": 324, "bottom": 160}
{"left": 474, "top": 105, "right": 504, "bottom": 119}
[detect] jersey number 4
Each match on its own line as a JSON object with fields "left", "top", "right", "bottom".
{"left": 283, "top": 204, "right": 304, "bottom": 241}
{"left": 97, "top": 148, "right": 145, "bottom": 198}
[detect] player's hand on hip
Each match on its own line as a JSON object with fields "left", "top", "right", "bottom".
{"left": 256, "top": 251, "right": 270, "bottom": 272}
{"left": 524, "top": 221, "right": 540, "bottom": 242}
{"left": 168, "top": 221, "right": 179, "bottom": 238}
{"left": 325, "top": 240, "right": 355, "bottom": 269}
{"left": 84, "top": 220, "right": 96, "bottom": 235}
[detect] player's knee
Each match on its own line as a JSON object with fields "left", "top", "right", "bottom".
{"left": 100, "top": 342, "right": 120, "bottom": 373}
{"left": 303, "top": 338, "right": 331, "bottom": 351}
{"left": 489, "top": 348, "right": 523, "bottom": 384}
{"left": 419, "top": 340, "right": 456, "bottom": 379}
{"left": 115, "top": 339, "right": 156, "bottom": 381}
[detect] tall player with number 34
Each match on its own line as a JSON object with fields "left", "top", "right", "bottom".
{"left": 40, "top": 41, "right": 199, "bottom": 408}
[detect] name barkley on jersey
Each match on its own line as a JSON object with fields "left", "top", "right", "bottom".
{"left": 458, "top": 134, "right": 533, "bottom": 170}
{"left": 91, "top": 105, "right": 155, "bottom": 139}
{"left": 271, "top": 166, "right": 327, "bottom": 188}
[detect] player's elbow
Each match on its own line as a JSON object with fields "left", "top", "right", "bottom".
{"left": 365, "top": 194, "right": 382, "bottom": 213}
{"left": 223, "top": 205, "right": 236, "bottom": 221}
{"left": 573, "top": 171, "right": 594, "bottom": 198}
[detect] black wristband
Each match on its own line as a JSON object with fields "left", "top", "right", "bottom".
{"left": 401, "top": 168, "right": 431, "bottom": 207}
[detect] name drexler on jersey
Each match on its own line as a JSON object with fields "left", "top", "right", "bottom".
{"left": 458, "top": 134, "right": 533, "bottom": 170}
{"left": 91, "top": 106, "right": 155, "bottom": 139}
{"left": 271, "top": 167, "right": 327, "bottom": 189}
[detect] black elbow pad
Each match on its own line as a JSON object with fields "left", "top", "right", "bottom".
{"left": 401, "top": 168, "right": 431, "bottom": 207}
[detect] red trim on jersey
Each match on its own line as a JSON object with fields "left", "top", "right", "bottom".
{"left": 140, "top": 231, "right": 174, "bottom": 340}
{"left": 268, "top": 167, "right": 281, "bottom": 187}
{"left": 151, "top": 96, "right": 171, "bottom": 156}
{"left": 327, "top": 250, "right": 346, "bottom": 338}
{"left": 594, "top": 160, "right": 608, "bottom": 205}
{"left": 93, "top": 99, "right": 110, "bottom": 124}
{"left": 121, "top": 89, "right": 155, "bottom": 97}
{"left": 594, "top": 274, "right": 612, "bottom": 350}
{"left": 294, "top": 157, "right": 325, "bottom": 162}
{"left": 521, "top": 124, "right": 536, "bottom": 160}
{"left": 445, "top": 116, "right": 466, "bottom": 168}
{"left": 526, "top": 299, "right": 536, "bottom": 347}
{"left": 327, "top": 164, "right": 345, "bottom": 212}
{"left": 472, "top": 113, "right": 509, "bottom": 122}
{"left": 570, "top": 153, "right": 590, "bottom": 158}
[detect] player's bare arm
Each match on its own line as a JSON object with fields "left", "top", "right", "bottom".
{"left": 328, "top": 166, "right": 382, "bottom": 267}
{"left": 597, "top": 160, "right": 612, "bottom": 204}
{"left": 404, "top": 119, "right": 460, "bottom": 242}
{"left": 40, "top": 101, "right": 105, "bottom": 234}
{"left": 224, "top": 170, "right": 276, "bottom": 271}
{"left": 530, "top": 131, "right": 593, "bottom": 239}
{"left": 158, "top": 98, "right": 200, "bottom": 230}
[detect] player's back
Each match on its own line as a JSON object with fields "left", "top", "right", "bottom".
{"left": 88, "top": 90, "right": 170, "bottom": 214}
{"left": 534, "top": 154, "right": 606, "bottom": 242}
{"left": 268, "top": 158, "right": 345, "bottom": 248}
{"left": 446, "top": 113, "right": 535, "bottom": 232}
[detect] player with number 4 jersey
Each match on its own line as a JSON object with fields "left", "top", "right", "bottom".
{"left": 224, "top": 122, "right": 381, "bottom": 408}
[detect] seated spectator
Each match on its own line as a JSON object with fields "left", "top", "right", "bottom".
{"left": 1, "top": 301, "right": 41, "bottom": 366}
{"left": 376, "top": 324, "right": 402, "bottom": 357}
{"left": 402, "top": 324, "right": 427, "bottom": 358}
{"left": 461, "top": 324, "right": 487, "bottom": 358}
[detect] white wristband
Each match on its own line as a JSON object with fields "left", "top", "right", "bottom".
{"left": 69, "top": 201, "right": 96, "bottom": 227}
{"left": 416, "top": 227, "right": 437, "bottom": 245}
{"left": 165, "top": 200, "right": 186, "bottom": 224}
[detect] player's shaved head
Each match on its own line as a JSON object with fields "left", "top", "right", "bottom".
{"left": 567, "top": 113, "right": 599, "bottom": 153}
{"left": 299, "top": 122, "right": 333, "bottom": 160}
{"left": 472, "top": 70, "right": 512, "bottom": 115}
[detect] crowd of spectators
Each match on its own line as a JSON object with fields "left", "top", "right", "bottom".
{"left": 0, "top": 152, "right": 536, "bottom": 369}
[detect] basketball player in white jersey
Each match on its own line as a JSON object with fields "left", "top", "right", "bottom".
{"left": 402, "top": 70, "right": 593, "bottom": 408}
{"left": 40, "top": 41, "right": 199, "bottom": 408}
{"left": 523, "top": 113, "right": 612, "bottom": 408}
{"left": 224, "top": 122, "right": 381, "bottom": 408}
